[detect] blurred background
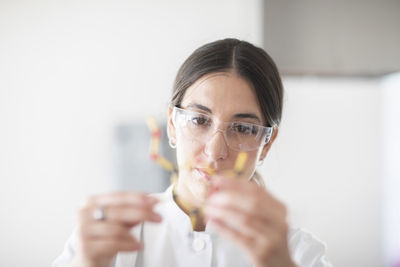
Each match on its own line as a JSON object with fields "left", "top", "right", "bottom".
{"left": 0, "top": 1, "right": 399, "bottom": 266}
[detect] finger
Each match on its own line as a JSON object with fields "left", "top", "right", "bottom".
{"left": 105, "top": 205, "right": 162, "bottom": 225}
{"left": 80, "top": 205, "right": 162, "bottom": 226}
{"left": 206, "top": 190, "right": 285, "bottom": 223}
{"left": 209, "top": 217, "right": 286, "bottom": 265}
{"left": 210, "top": 176, "right": 286, "bottom": 216}
{"left": 81, "top": 221, "right": 136, "bottom": 240}
{"left": 83, "top": 238, "right": 142, "bottom": 256}
{"left": 211, "top": 176, "right": 265, "bottom": 197}
{"left": 86, "top": 192, "right": 159, "bottom": 207}
{"left": 204, "top": 205, "right": 266, "bottom": 237}
{"left": 205, "top": 205, "right": 289, "bottom": 248}
{"left": 208, "top": 217, "right": 257, "bottom": 261}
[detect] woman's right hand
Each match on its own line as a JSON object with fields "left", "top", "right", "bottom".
{"left": 70, "top": 192, "right": 162, "bottom": 267}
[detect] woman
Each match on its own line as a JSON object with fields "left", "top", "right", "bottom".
{"left": 53, "top": 38, "right": 332, "bottom": 267}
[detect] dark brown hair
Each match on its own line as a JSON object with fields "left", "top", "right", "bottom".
{"left": 171, "top": 38, "right": 284, "bottom": 127}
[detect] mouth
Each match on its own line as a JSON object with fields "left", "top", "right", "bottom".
{"left": 195, "top": 168, "right": 212, "bottom": 181}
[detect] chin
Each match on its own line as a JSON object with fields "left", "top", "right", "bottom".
{"left": 191, "top": 182, "right": 210, "bottom": 203}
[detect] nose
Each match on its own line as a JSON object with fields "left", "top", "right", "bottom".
{"left": 204, "top": 129, "right": 228, "bottom": 161}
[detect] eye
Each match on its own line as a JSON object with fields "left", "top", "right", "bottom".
{"left": 188, "top": 113, "right": 211, "bottom": 126}
{"left": 192, "top": 117, "right": 207, "bottom": 125}
{"left": 232, "top": 123, "right": 258, "bottom": 135}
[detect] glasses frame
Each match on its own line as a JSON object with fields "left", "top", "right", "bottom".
{"left": 172, "top": 106, "right": 273, "bottom": 152}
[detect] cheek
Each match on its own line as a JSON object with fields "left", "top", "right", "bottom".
{"left": 175, "top": 132, "right": 203, "bottom": 166}
{"left": 240, "top": 151, "right": 258, "bottom": 179}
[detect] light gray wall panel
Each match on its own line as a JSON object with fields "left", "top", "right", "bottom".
{"left": 264, "top": 0, "right": 400, "bottom": 75}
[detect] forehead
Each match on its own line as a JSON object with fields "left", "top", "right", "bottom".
{"left": 181, "top": 72, "right": 262, "bottom": 119}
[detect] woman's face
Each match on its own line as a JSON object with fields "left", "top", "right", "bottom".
{"left": 168, "top": 72, "right": 271, "bottom": 204}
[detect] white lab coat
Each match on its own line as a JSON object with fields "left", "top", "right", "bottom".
{"left": 53, "top": 186, "right": 332, "bottom": 267}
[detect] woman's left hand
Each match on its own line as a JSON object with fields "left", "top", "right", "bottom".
{"left": 204, "top": 177, "right": 297, "bottom": 267}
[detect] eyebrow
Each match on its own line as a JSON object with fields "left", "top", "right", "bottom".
{"left": 184, "top": 103, "right": 261, "bottom": 123}
{"left": 185, "top": 103, "right": 212, "bottom": 113}
{"left": 233, "top": 113, "right": 261, "bottom": 123}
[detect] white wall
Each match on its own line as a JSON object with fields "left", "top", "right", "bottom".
{"left": 0, "top": 1, "right": 262, "bottom": 266}
{"left": 260, "top": 77, "right": 383, "bottom": 267}
{"left": 382, "top": 73, "right": 400, "bottom": 267}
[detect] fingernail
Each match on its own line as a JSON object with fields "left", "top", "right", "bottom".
{"left": 151, "top": 213, "right": 162, "bottom": 221}
{"left": 212, "top": 176, "right": 224, "bottom": 185}
{"left": 208, "top": 184, "right": 219, "bottom": 195}
{"left": 203, "top": 205, "right": 215, "bottom": 216}
{"left": 145, "top": 197, "right": 159, "bottom": 205}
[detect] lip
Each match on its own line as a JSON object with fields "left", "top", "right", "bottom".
{"left": 195, "top": 168, "right": 211, "bottom": 181}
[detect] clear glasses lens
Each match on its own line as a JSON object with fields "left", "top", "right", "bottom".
{"left": 173, "top": 107, "right": 273, "bottom": 151}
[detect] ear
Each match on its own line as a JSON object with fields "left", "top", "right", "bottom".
{"left": 259, "top": 127, "right": 279, "bottom": 161}
{"left": 167, "top": 106, "right": 176, "bottom": 140}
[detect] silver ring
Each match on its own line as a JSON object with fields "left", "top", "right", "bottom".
{"left": 93, "top": 206, "right": 106, "bottom": 221}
